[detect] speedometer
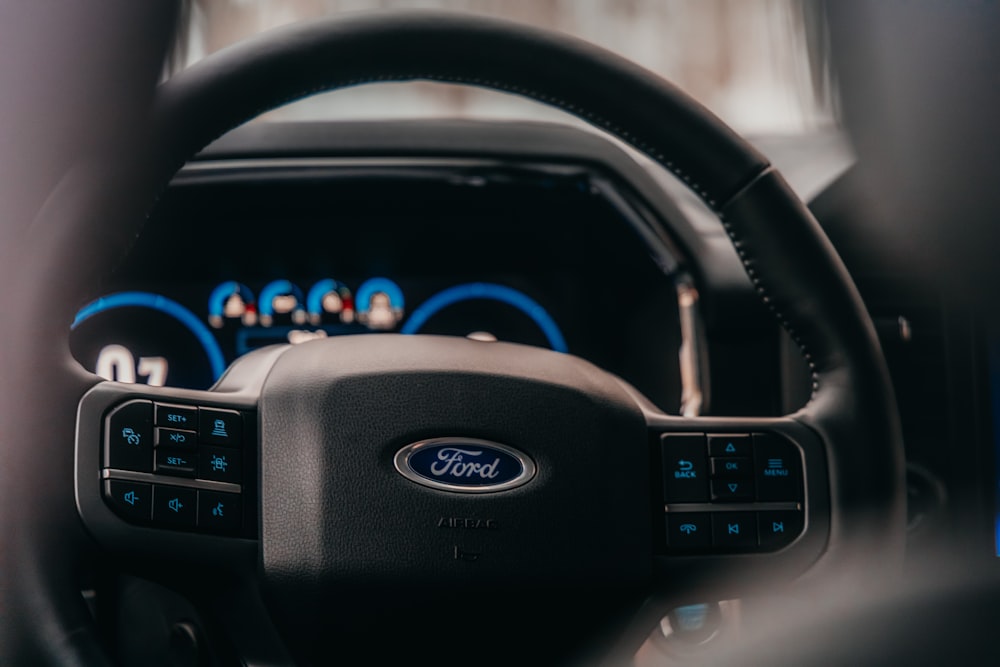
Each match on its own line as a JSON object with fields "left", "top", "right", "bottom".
{"left": 401, "top": 282, "right": 567, "bottom": 352}
{"left": 70, "top": 292, "right": 225, "bottom": 390}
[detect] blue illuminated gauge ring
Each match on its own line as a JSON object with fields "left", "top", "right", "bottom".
{"left": 355, "top": 277, "right": 405, "bottom": 313}
{"left": 400, "top": 282, "right": 568, "bottom": 353}
{"left": 208, "top": 281, "right": 255, "bottom": 325}
{"left": 72, "top": 291, "right": 227, "bottom": 381}
{"left": 258, "top": 280, "right": 306, "bottom": 320}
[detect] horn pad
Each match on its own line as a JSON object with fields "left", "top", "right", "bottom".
{"left": 258, "top": 335, "right": 650, "bottom": 662}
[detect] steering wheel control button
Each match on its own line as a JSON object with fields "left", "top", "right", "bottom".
{"left": 155, "top": 448, "right": 197, "bottom": 477}
{"left": 666, "top": 513, "right": 712, "bottom": 550}
{"left": 104, "top": 480, "right": 152, "bottom": 522}
{"left": 757, "top": 510, "right": 804, "bottom": 551}
{"left": 197, "top": 490, "right": 242, "bottom": 534}
{"left": 710, "top": 457, "right": 752, "bottom": 478}
{"left": 708, "top": 434, "right": 752, "bottom": 458}
{"left": 106, "top": 400, "right": 154, "bottom": 472}
{"left": 155, "top": 427, "right": 196, "bottom": 449}
{"left": 712, "top": 512, "right": 757, "bottom": 549}
{"left": 155, "top": 403, "right": 197, "bottom": 429}
{"left": 661, "top": 434, "right": 708, "bottom": 502}
{"left": 153, "top": 485, "right": 197, "bottom": 527}
{"left": 198, "top": 408, "right": 242, "bottom": 446}
{"left": 753, "top": 434, "right": 803, "bottom": 501}
{"left": 710, "top": 479, "right": 754, "bottom": 502}
{"left": 198, "top": 447, "right": 242, "bottom": 484}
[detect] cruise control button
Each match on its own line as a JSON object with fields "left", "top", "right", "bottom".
{"left": 661, "top": 434, "right": 708, "bottom": 503}
{"left": 199, "top": 408, "right": 242, "bottom": 446}
{"left": 712, "top": 512, "right": 757, "bottom": 549}
{"left": 666, "top": 512, "right": 712, "bottom": 550}
{"left": 106, "top": 400, "right": 153, "bottom": 472}
{"left": 155, "top": 448, "right": 196, "bottom": 477}
{"left": 198, "top": 447, "right": 242, "bottom": 484}
{"left": 708, "top": 434, "right": 752, "bottom": 458}
{"left": 758, "top": 510, "right": 804, "bottom": 551}
{"left": 155, "top": 427, "right": 196, "bottom": 449}
{"left": 710, "top": 457, "right": 752, "bottom": 477}
{"left": 753, "top": 434, "right": 803, "bottom": 501}
{"left": 155, "top": 403, "right": 197, "bottom": 429}
{"left": 198, "top": 490, "right": 242, "bottom": 535}
{"left": 104, "top": 480, "right": 152, "bottom": 523}
{"left": 152, "top": 485, "right": 197, "bottom": 527}
{"left": 710, "top": 479, "right": 754, "bottom": 502}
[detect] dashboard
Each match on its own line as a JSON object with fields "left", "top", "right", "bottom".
{"left": 68, "top": 122, "right": 690, "bottom": 413}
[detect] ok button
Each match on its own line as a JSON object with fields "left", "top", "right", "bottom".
{"left": 710, "top": 457, "right": 751, "bottom": 477}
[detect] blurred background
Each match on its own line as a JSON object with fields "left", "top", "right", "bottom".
{"left": 169, "top": 0, "right": 835, "bottom": 137}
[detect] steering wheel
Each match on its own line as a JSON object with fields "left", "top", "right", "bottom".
{"left": 0, "top": 11, "right": 905, "bottom": 666}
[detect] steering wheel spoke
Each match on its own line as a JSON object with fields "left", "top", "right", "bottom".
{"left": 643, "top": 414, "right": 830, "bottom": 598}
{"left": 74, "top": 373, "right": 263, "bottom": 570}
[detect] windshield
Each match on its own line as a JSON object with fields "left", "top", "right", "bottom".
{"left": 170, "top": 0, "right": 835, "bottom": 137}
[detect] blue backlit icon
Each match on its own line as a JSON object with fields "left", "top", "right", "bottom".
{"left": 725, "top": 461, "right": 739, "bottom": 471}
{"left": 169, "top": 431, "right": 187, "bottom": 444}
{"left": 122, "top": 427, "right": 141, "bottom": 446}
{"left": 123, "top": 490, "right": 138, "bottom": 506}
{"left": 674, "top": 459, "right": 697, "bottom": 479}
{"left": 764, "top": 458, "right": 790, "bottom": 477}
{"left": 727, "top": 523, "right": 740, "bottom": 535}
{"left": 679, "top": 523, "right": 698, "bottom": 535}
{"left": 673, "top": 604, "right": 709, "bottom": 632}
{"left": 212, "top": 502, "right": 224, "bottom": 518}
{"left": 773, "top": 521, "right": 785, "bottom": 533}
{"left": 167, "top": 497, "right": 183, "bottom": 513}
{"left": 724, "top": 443, "right": 737, "bottom": 453}
{"left": 727, "top": 483, "right": 739, "bottom": 493}
{"left": 211, "top": 419, "right": 228, "bottom": 438}
{"left": 210, "top": 454, "right": 228, "bottom": 472}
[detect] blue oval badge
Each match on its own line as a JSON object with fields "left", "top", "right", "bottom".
{"left": 394, "top": 438, "right": 536, "bottom": 493}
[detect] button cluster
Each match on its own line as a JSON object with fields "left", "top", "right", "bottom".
{"left": 659, "top": 432, "right": 804, "bottom": 553}
{"left": 102, "top": 400, "right": 247, "bottom": 535}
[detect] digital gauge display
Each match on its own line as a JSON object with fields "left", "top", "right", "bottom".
{"left": 71, "top": 292, "right": 226, "bottom": 389}
{"left": 69, "top": 280, "right": 567, "bottom": 391}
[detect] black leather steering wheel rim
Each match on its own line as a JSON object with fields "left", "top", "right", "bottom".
{"left": 0, "top": 10, "right": 905, "bottom": 666}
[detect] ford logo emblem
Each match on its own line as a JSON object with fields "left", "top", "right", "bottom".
{"left": 393, "top": 438, "right": 536, "bottom": 493}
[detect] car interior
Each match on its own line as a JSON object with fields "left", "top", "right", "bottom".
{"left": 1, "top": 2, "right": 999, "bottom": 666}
